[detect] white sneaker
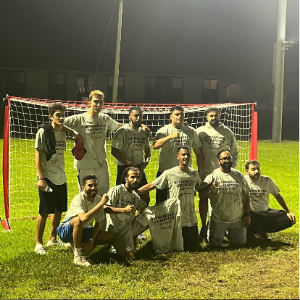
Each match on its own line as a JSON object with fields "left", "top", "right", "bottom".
{"left": 34, "top": 244, "right": 47, "bottom": 255}
{"left": 73, "top": 256, "right": 90, "bottom": 267}
{"left": 46, "top": 239, "right": 72, "bottom": 250}
{"left": 137, "top": 234, "right": 147, "bottom": 241}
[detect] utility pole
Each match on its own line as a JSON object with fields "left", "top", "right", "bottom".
{"left": 272, "top": 0, "right": 287, "bottom": 143}
{"left": 112, "top": 0, "right": 123, "bottom": 103}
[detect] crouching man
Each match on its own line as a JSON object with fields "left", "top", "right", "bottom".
{"left": 57, "top": 175, "right": 114, "bottom": 267}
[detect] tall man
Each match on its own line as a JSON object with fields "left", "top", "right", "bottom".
{"left": 63, "top": 90, "right": 122, "bottom": 198}
{"left": 104, "top": 167, "right": 148, "bottom": 263}
{"left": 153, "top": 105, "right": 203, "bottom": 204}
{"left": 199, "top": 149, "right": 251, "bottom": 247}
{"left": 138, "top": 146, "right": 202, "bottom": 251}
{"left": 111, "top": 106, "right": 151, "bottom": 205}
{"left": 245, "top": 160, "right": 296, "bottom": 240}
{"left": 57, "top": 175, "right": 114, "bottom": 267}
{"left": 34, "top": 104, "right": 70, "bottom": 255}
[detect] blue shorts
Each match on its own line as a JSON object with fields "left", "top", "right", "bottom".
{"left": 57, "top": 216, "right": 102, "bottom": 244}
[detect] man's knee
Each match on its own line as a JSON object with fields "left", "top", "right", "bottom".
{"left": 100, "top": 231, "right": 114, "bottom": 244}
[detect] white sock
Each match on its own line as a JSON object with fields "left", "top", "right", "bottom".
{"left": 74, "top": 248, "right": 82, "bottom": 257}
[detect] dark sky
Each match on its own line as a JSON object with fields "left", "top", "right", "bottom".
{"left": 0, "top": 0, "right": 298, "bottom": 79}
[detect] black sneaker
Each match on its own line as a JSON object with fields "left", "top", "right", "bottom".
{"left": 255, "top": 231, "right": 271, "bottom": 241}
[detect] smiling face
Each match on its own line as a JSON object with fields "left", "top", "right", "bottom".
{"left": 177, "top": 148, "right": 191, "bottom": 167}
{"left": 170, "top": 109, "right": 184, "bottom": 128}
{"left": 82, "top": 179, "right": 98, "bottom": 199}
{"left": 89, "top": 95, "right": 104, "bottom": 116}
{"left": 206, "top": 110, "right": 221, "bottom": 128}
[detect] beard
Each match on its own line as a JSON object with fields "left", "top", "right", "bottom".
{"left": 209, "top": 119, "right": 219, "bottom": 127}
{"left": 221, "top": 161, "right": 232, "bottom": 171}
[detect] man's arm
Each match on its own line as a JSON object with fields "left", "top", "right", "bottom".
{"left": 83, "top": 221, "right": 100, "bottom": 256}
{"left": 193, "top": 147, "right": 204, "bottom": 179}
{"left": 137, "top": 183, "right": 156, "bottom": 195}
{"left": 241, "top": 191, "right": 251, "bottom": 227}
{"left": 62, "top": 125, "right": 84, "bottom": 143}
{"left": 229, "top": 132, "right": 238, "bottom": 168}
{"left": 117, "top": 123, "right": 126, "bottom": 129}
{"left": 137, "top": 148, "right": 151, "bottom": 170}
{"left": 104, "top": 204, "right": 136, "bottom": 214}
{"left": 275, "top": 193, "right": 296, "bottom": 224}
{"left": 111, "top": 147, "right": 136, "bottom": 167}
{"left": 152, "top": 131, "right": 179, "bottom": 149}
{"left": 35, "top": 149, "right": 48, "bottom": 191}
{"left": 77, "top": 194, "right": 109, "bottom": 224}
{"left": 199, "top": 194, "right": 208, "bottom": 229}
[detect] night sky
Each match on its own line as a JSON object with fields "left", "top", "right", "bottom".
{"left": 0, "top": 0, "right": 298, "bottom": 79}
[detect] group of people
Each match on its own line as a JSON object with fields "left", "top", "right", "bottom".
{"left": 34, "top": 89, "right": 296, "bottom": 267}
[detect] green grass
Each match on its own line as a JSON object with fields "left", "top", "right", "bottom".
{"left": 0, "top": 140, "right": 299, "bottom": 299}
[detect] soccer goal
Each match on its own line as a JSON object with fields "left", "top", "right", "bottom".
{"left": 1, "top": 96, "right": 257, "bottom": 228}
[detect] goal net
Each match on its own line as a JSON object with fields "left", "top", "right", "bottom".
{"left": 2, "top": 96, "right": 257, "bottom": 227}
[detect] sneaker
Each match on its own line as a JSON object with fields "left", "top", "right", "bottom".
{"left": 46, "top": 239, "right": 73, "bottom": 250}
{"left": 255, "top": 231, "right": 271, "bottom": 241}
{"left": 34, "top": 244, "right": 47, "bottom": 255}
{"left": 73, "top": 256, "right": 90, "bottom": 267}
{"left": 111, "top": 246, "right": 117, "bottom": 254}
{"left": 137, "top": 233, "right": 147, "bottom": 241}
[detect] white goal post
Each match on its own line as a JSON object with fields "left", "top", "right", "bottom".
{"left": 1, "top": 96, "right": 257, "bottom": 228}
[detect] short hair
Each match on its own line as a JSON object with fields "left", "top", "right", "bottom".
{"left": 206, "top": 107, "right": 221, "bottom": 116}
{"left": 89, "top": 90, "right": 105, "bottom": 101}
{"left": 177, "top": 145, "right": 190, "bottom": 153}
{"left": 217, "top": 149, "right": 232, "bottom": 160}
{"left": 121, "top": 167, "right": 142, "bottom": 184}
{"left": 48, "top": 103, "right": 66, "bottom": 116}
{"left": 82, "top": 174, "right": 98, "bottom": 186}
{"left": 245, "top": 160, "right": 260, "bottom": 170}
{"left": 129, "top": 106, "right": 143, "bottom": 114}
{"left": 170, "top": 105, "right": 184, "bottom": 114}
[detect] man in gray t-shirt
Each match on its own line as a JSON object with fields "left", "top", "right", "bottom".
{"left": 244, "top": 160, "right": 295, "bottom": 241}
{"left": 111, "top": 106, "right": 151, "bottom": 205}
{"left": 153, "top": 105, "right": 203, "bottom": 204}
{"left": 138, "top": 146, "right": 202, "bottom": 251}
{"left": 199, "top": 149, "right": 251, "bottom": 247}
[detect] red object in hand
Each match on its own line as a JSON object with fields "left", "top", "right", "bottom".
{"left": 71, "top": 141, "right": 87, "bottom": 160}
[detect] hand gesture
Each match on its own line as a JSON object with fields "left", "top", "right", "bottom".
{"left": 141, "top": 124, "right": 151, "bottom": 133}
{"left": 169, "top": 131, "right": 179, "bottom": 139}
{"left": 100, "top": 193, "right": 109, "bottom": 205}
{"left": 287, "top": 212, "right": 296, "bottom": 224}
{"left": 124, "top": 204, "right": 136, "bottom": 214}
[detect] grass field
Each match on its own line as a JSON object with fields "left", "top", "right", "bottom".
{"left": 0, "top": 140, "right": 299, "bottom": 299}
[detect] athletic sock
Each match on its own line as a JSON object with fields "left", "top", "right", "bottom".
{"left": 74, "top": 248, "right": 82, "bottom": 257}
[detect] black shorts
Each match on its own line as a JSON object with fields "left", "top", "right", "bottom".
{"left": 182, "top": 225, "right": 199, "bottom": 252}
{"left": 116, "top": 165, "right": 148, "bottom": 187}
{"left": 38, "top": 178, "right": 68, "bottom": 215}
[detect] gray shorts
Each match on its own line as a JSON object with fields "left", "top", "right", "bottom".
{"left": 208, "top": 219, "right": 246, "bottom": 246}
{"left": 112, "top": 219, "right": 148, "bottom": 257}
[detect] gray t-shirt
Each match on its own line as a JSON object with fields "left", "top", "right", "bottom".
{"left": 106, "top": 184, "right": 146, "bottom": 233}
{"left": 155, "top": 124, "right": 202, "bottom": 172}
{"left": 244, "top": 174, "right": 280, "bottom": 212}
{"left": 35, "top": 128, "right": 66, "bottom": 185}
{"left": 196, "top": 122, "right": 238, "bottom": 177}
{"left": 136, "top": 198, "right": 184, "bottom": 253}
{"left": 62, "top": 192, "right": 105, "bottom": 228}
{"left": 201, "top": 168, "right": 249, "bottom": 223}
{"left": 64, "top": 112, "right": 119, "bottom": 170}
{"left": 112, "top": 124, "right": 150, "bottom": 166}
{"left": 152, "top": 166, "right": 202, "bottom": 227}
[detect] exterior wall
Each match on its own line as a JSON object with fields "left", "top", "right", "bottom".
{"left": 183, "top": 76, "right": 202, "bottom": 104}
{"left": 124, "top": 73, "right": 145, "bottom": 103}
{"left": 94, "top": 73, "right": 109, "bottom": 96}
{"left": 25, "top": 69, "right": 48, "bottom": 99}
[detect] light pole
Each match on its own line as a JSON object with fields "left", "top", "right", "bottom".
{"left": 271, "top": 0, "right": 297, "bottom": 142}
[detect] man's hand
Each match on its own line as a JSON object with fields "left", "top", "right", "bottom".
{"left": 241, "top": 215, "right": 251, "bottom": 227}
{"left": 100, "top": 194, "right": 109, "bottom": 205}
{"left": 75, "top": 134, "right": 84, "bottom": 144}
{"left": 287, "top": 212, "right": 296, "bottom": 224}
{"left": 83, "top": 240, "right": 94, "bottom": 256}
{"left": 137, "top": 161, "right": 149, "bottom": 170}
{"left": 199, "top": 226, "right": 208, "bottom": 242}
{"left": 126, "top": 160, "right": 137, "bottom": 167}
{"left": 37, "top": 179, "right": 48, "bottom": 191}
{"left": 169, "top": 131, "right": 179, "bottom": 139}
{"left": 141, "top": 124, "right": 151, "bottom": 133}
{"left": 124, "top": 204, "right": 136, "bottom": 214}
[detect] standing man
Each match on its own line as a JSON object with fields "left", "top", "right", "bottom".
{"left": 153, "top": 105, "right": 203, "bottom": 204}
{"left": 245, "top": 160, "right": 296, "bottom": 240}
{"left": 111, "top": 106, "right": 151, "bottom": 205}
{"left": 57, "top": 175, "right": 114, "bottom": 267}
{"left": 34, "top": 104, "right": 70, "bottom": 255}
{"left": 138, "top": 146, "right": 202, "bottom": 251}
{"left": 104, "top": 167, "right": 148, "bottom": 263}
{"left": 199, "top": 149, "right": 251, "bottom": 247}
{"left": 196, "top": 107, "right": 238, "bottom": 179}
{"left": 63, "top": 90, "right": 122, "bottom": 199}
{"left": 196, "top": 107, "right": 238, "bottom": 239}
